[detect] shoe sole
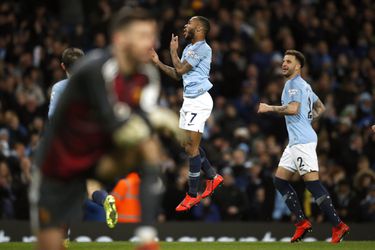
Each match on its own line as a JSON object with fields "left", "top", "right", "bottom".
{"left": 340, "top": 229, "right": 350, "bottom": 242}
{"left": 332, "top": 229, "right": 350, "bottom": 243}
{"left": 176, "top": 198, "right": 202, "bottom": 212}
{"left": 291, "top": 228, "right": 312, "bottom": 243}
{"left": 104, "top": 195, "right": 118, "bottom": 228}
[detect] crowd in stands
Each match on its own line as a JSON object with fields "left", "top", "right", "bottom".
{"left": 0, "top": 0, "right": 374, "bottom": 223}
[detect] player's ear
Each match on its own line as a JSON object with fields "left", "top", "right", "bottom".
{"left": 61, "top": 63, "right": 66, "bottom": 71}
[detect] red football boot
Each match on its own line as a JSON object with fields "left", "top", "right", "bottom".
{"left": 175, "top": 193, "right": 202, "bottom": 212}
{"left": 291, "top": 219, "right": 312, "bottom": 243}
{"left": 331, "top": 222, "right": 350, "bottom": 243}
{"left": 136, "top": 242, "right": 160, "bottom": 250}
{"left": 201, "top": 174, "right": 224, "bottom": 199}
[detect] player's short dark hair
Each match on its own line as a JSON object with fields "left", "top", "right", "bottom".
{"left": 285, "top": 50, "right": 305, "bottom": 68}
{"left": 195, "top": 16, "right": 210, "bottom": 36}
{"left": 61, "top": 47, "right": 84, "bottom": 71}
{"left": 110, "top": 7, "right": 154, "bottom": 35}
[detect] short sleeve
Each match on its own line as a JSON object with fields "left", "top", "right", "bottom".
{"left": 184, "top": 47, "right": 206, "bottom": 67}
{"left": 287, "top": 82, "right": 302, "bottom": 103}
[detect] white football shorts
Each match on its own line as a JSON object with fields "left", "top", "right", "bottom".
{"left": 278, "top": 142, "right": 319, "bottom": 175}
{"left": 179, "top": 92, "right": 213, "bottom": 133}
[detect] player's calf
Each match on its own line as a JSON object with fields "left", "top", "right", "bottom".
{"left": 305, "top": 180, "right": 341, "bottom": 226}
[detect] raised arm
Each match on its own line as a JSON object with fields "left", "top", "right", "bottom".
{"left": 258, "top": 102, "right": 300, "bottom": 115}
{"left": 312, "top": 98, "right": 326, "bottom": 120}
{"left": 150, "top": 49, "right": 181, "bottom": 81}
{"left": 169, "top": 34, "right": 192, "bottom": 75}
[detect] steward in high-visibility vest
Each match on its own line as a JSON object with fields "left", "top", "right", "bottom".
{"left": 111, "top": 172, "right": 141, "bottom": 223}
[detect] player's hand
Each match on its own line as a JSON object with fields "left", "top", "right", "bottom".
{"left": 114, "top": 108, "right": 186, "bottom": 148}
{"left": 170, "top": 33, "right": 179, "bottom": 52}
{"left": 150, "top": 48, "right": 159, "bottom": 65}
{"left": 257, "top": 103, "right": 271, "bottom": 113}
{"left": 113, "top": 114, "right": 152, "bottom": 148}
{"left": 148, "top": 107, "right": 187, "bottom": 144}
{"left": 372, "top": 125, "right": 375, "bottom": 133}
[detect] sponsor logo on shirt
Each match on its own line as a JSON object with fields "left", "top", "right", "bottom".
{"left": 288, "top": 89, "right": 298, "bottom": 96}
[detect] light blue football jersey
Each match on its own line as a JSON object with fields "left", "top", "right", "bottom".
{"left": 181, "top": 40, "right": 212, "bottom": 98}
{"left": 48, "top": 79, "right": 68, "bottom": 118}
{"left": 281, "top": 75, "right": 319, "bottom": 146}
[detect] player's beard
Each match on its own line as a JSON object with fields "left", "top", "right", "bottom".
{"left": 282, "top": 68, "right": 294, "bottom": 78}
{"left": 185, "top": 29, "right": 195, "bottom": 42}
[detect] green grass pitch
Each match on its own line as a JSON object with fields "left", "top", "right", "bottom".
{"left": 1, "top": 242, "right": 375, "bottom": 250}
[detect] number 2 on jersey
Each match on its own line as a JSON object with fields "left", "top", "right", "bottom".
{"left": 297, "top": 157, "right": 305, "bottom": 171}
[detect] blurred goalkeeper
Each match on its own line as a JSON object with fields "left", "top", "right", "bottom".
{"left": 30, "top": 8, "right": 179, "bottom": 250}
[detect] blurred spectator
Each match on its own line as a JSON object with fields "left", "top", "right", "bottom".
{"left": 247, "top": 186, "right": 269, "bottom": 221}
{"left": 359, "top": 185, "right": 375, "bottom": 222}
{"left": 16, "top": 70, "right": 45, "bottom": 107}
{"left": 0, "top": 129, "right": 10, "bottom": 157}
{"left": 354, "top": 168, "right": 375, "bottom": 200}
{"left": 213, "top": 167, "right": 249, "bottom": 221}
{"left": 192, "top": 197, "right": 221, "bottom": 222}
{"left": 332, "top": 180, "right": 359, "bottom": 221}
{"left": 0, "top": 161, "right": 15, "bottom": 219}
{"left": 162, "top": 163, "right": 191, "bottom": 221}
{"left": 272, "top": 191, "right": 291, "bottom": 221}
{"left": 12, "top": 157, "right": 31, "bottom": 219}
{"left": 4, "top": 111, "right": 28, "bottom": 144}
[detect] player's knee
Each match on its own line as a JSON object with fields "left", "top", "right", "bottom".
{"left": 187, "top": 149, "right": 199, "bottom": 157}
{"left": 183, "top": 141, "right": 194, "bottom": 155}
{"left": 273, "top": 176, "right": 289, "bottom": 191}
{"left": 184, "top": 143, "right": 191, "bottom": 154}
{"left": 185, "top": 145, "right": 199, "bottom": 157}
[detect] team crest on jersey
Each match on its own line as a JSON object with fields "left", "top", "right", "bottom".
{"left": 288, "top": 89, "right": 298, "bottom": 96}
{"left": 187, "top": 50, "right": 199, "bottom": 59}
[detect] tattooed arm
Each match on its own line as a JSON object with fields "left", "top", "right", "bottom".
{"left": 169, "top": 34, "right": 192, "bottom": 75}
{"left": 257, "top": 102, "right": 300, "bottom": 115}
{"left": 150, "top": 49, "right": 181, "bottom": 81}
{"left": 312, "top": 98, "right": 326, "bottom": 120}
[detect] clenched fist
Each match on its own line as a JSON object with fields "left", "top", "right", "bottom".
{"left": 258, "top": 103, "right": 271, "bottom": 113}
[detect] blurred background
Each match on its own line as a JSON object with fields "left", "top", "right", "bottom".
{"left": 0, "top": 0, "right": 374, "bottom": 226}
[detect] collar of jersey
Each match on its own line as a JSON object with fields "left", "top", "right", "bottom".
{"left": 189, "top": 40, "right": 206, "bottom": 47}
{"left": 291, "top": 74, "right": 301, "bottom": 81}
